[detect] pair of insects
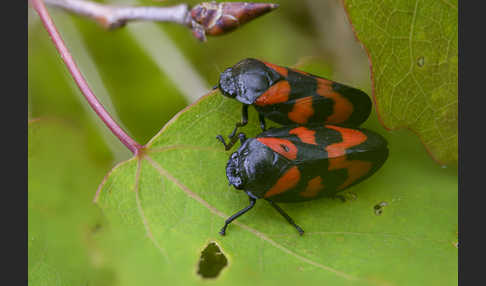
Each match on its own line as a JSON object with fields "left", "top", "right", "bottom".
{"left": 215, "top": 58, "right": 389, "bottom": 236}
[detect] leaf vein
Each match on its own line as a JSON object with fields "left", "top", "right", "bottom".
{"left": 134, "top": 158, "right": 170, "bottom": 261}
{"left": 144, "top": 154, "right": 359, "bottom": 282}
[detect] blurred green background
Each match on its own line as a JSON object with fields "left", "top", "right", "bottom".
{"left": 28, "top": 0, "right": 457, "bottom": 285}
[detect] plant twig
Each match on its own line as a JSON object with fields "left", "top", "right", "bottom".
{"left": 44, "top": 0, "right": 189, "bottom": 29}
{"left": 31, "top": 0, "right": 144, "bottom": 155}
{"left": 42, "top": 0, "right": 278, "bottom": 41}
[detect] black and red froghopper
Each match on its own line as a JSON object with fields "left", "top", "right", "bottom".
{"left": 218, "top": 124, "right": 388, "bottom": 236}
{"left": 217, "top": 58, "right": 372, "bottom": 150}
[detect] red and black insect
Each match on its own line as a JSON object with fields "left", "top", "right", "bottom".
{"left": 216, "top": 58, "right": 372, "bottom": 149}
{"left": 218, "top": 124, "right": 388, "bottom": 235}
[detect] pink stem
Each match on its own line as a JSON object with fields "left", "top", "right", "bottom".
{"left": 31, "top": 0, "right": 143, "bottom": 155}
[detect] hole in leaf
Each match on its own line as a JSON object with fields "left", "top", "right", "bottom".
{"left": 374, "top": 201, "right": 388, "bottom": 215}
{"left": 417, "top": 56, "right": 425, "bottom": 67}
{"left": 197, "top": 242, "right": 228, "bottom": 279}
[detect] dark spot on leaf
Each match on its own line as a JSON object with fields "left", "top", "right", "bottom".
{"left": 344, "top": 192, "right": 357, "bottom": 201}
{"left": 333, "top": 195, "right": 346, "bottom": 203}
{"left": 374, "top": 201, "right": 388, "bottom": 215}
{"left": 333, "top": 192, "right": 357, "bottom": 202}
{"left": 197, "top": 242, "right": 228, "bottom": 279}
{"left": 91, "top": 223, "right": 102, "bottom": 234}
{"left": 417, "top": 56, "right": 425, "bottom": 67}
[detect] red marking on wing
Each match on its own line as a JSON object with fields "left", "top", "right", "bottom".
{"left": 299, "top": 176, "right": 324, "bottom": 198}
{"left": 325, "top": 125, "right": 372, "bottom": 190}
{"left": 325, "top": 125, "right": 368, "bottom": 157}
{"left": 287, "top": 97, "right": 315, "bottom": 124}
{"left": 264, "top": 166, "right": 301, "bottom": 198}
{"left": 315, "top": 78, "right": 334, "bottom": 90}
{"left": 254, "top": 81, "right": 291, "bottom": 106}
{"left": 257, "top": 137, "right": 298, "bottom": 160}
{"left": 316, "top": 79, "right": 354, "bottom": 124}
{"left": 289, "top": 126, "right": 317, "bottom": 145}
{"left": 328, "top": 157, "right": 373, "bottom": 190}
{"left": 263, "top": 62, "right": 289, "bottom": 77}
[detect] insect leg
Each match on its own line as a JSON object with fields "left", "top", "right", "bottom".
{"left": 238, "top": 133, "right": 247, "bottom": 144}
{"left": 216, "top": 135, "right": 237, "bottom": 151}
{"left": 332, "top": 194, "right": 347, "bottom": 203}
{"left": 216, "top": 132, "right": 247, "bottom": 151}
{"left": 265, "top": 199, "right": 304, "bottom": 235}
{"left": 219, "top": 196, "right": 256, "bottom": 236}
{"left": 229, "top": 105, "right": 249, "bottom": 139}
{"left": 216, "top": 135, "right": 229, "bottom": 148}
{"left": 258, "top": 112, "right": 267, "bottom": 131}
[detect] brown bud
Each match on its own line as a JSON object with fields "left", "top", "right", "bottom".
{"left": 190, "top": 2, "right": 278, "bottom": 41}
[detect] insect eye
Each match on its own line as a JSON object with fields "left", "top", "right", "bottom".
{"left": 244, "top": 72, "right": 269, "bottom": 93}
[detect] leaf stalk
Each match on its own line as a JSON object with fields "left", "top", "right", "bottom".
{"left": 31, "top": 0, "right": 143, "bottom": 155}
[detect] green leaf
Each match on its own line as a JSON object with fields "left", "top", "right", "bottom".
{"left": 342, "top": 0, "right": 458, "bottom": 164}
{"left": 28, "top": 119, "right": 115, "bottom": 286}
{"left": 95, "top": 92, "right": 457, "bottom": 286}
